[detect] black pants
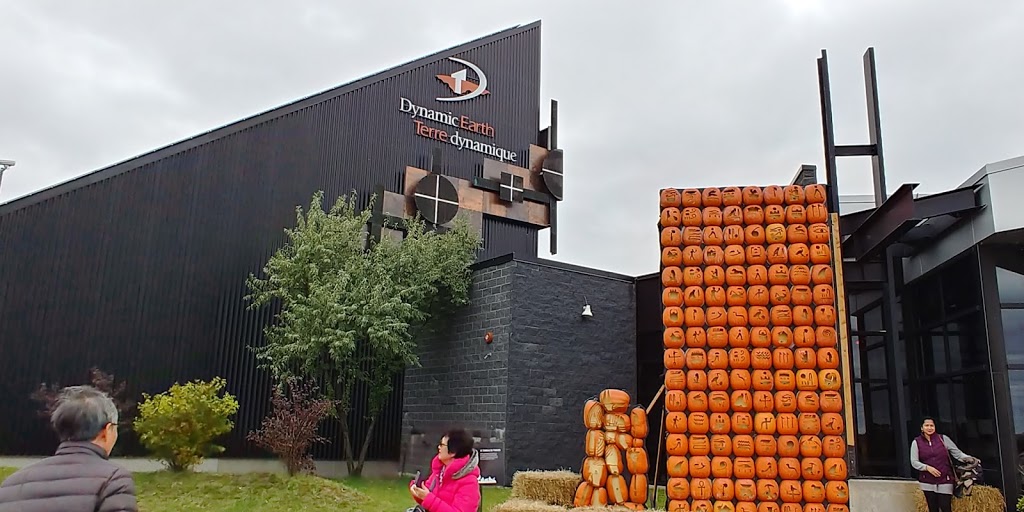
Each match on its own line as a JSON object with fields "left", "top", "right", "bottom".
{"left": 923, "top": 490, "right": 953, "bottom": 512}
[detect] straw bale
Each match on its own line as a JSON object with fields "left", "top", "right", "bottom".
{"left": 509, "top": 470, "right": 581, "bottom": 506}
{"left": 493, "top": 498, "right": 567, "bottom": 512}
{"left": 913, "top": 485, "right": 1006, "bottom": 512}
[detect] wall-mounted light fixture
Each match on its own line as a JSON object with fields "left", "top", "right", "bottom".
{"left": 581, "top": 295, "right": 593, "bottom": 318}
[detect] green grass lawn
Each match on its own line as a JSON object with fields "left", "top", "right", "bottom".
{"left": 0, "top": 467, "right": 511, "bottom": 511}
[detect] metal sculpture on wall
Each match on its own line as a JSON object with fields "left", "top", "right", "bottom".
{"left": 658, "top": 184, "right": 853, "bottom": 512}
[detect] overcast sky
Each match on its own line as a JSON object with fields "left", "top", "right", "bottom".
{"left": 1, "top": 1, "right": 1021, "bottom": 276}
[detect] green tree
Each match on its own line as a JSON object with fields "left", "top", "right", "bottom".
{"left": 246, "top": 190, "right": 480, "bottom": 475}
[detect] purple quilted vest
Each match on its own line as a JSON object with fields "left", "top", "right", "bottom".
{"left": 915, "top": 434, "right": 953, "bottom": 485}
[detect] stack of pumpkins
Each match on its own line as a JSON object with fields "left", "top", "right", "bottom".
{"left": 658, "top": 184, "right": 852, "bottom": 512}
{"left": 574, "top": 388, "right": 650, "bottom": 509}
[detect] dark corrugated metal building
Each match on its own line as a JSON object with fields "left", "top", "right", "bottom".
{"left": 0, "top": 21, "right": 545, "bottom": 461}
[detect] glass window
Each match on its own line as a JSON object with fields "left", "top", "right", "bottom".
{"left": 948, "top": 314, "right": 988, "bottom": 370}
{"left": 942, "top": 255, "right": 981, "bottom": 315}
{"left": 1010, "top": 370, "right": 1024, "bottom": 438}
{"left": 864, "top": 306, "right": 883, "bottom": 332}
{"left": 855, "top": 383, "right": 867, "bottom": 435}
{"left": 851, "top": 337, "right": 862, "bottom": 380}
{"left": 1000, "top": 309, "right": 1024, "bottom": 365}
{"left": 868, "top": 346, "right": 887, "bottom": 380}
{"left": 996, "top": 266, "right": 1024, "bottom": 304}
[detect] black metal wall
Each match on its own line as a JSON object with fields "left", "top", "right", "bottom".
{"left": 0, "top": 22, "right": 543, "bottom": 460}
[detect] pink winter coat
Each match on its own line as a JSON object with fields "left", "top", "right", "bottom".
{"left": 411, "top": 450, "right": 481, "bottom": 512}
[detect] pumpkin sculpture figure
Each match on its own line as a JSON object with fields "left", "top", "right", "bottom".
{"left": 575, "top": 388, "right": 650, "bottom": 509}
{"left": 659, "top": 184, "right": 850, "bottom": 512}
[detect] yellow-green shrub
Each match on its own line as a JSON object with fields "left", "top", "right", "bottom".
{"left": 133, "top": 377, "right": 240, "bottom": 471}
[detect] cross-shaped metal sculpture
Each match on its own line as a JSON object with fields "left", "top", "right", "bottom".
{"left": 413, "top": 173, "right": 460, "bottom": 225}
{"left": 499, "top": 171, "right": 524, "bottom": 203}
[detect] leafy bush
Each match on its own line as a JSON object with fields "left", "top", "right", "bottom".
{"left": 133, "top": 377, "right": 240, "bottom": 471}
{"left": 31, "top": 367, "right": 135, "bottom": 427}
{"left": 248, "top": 378, "right": 336, "bottom": 476}
{"left": 1016, "top": 493, "right": 1022, "bottom": 512}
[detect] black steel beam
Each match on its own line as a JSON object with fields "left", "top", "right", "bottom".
{"left": 912, "top": 185, "right": 980, "bottom": 219}
{"left": 864, "top": 48, "right": 888, "bottom": 207}
{"left": 842, "top": 183, "right": 918, "bottom": 261}
{"left": 817, "top": 50, "right": 840, "bottom": 213}
{"left": 835, "top": 144, "right": 877, "bottom": 157}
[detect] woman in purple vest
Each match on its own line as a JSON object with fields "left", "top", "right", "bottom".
{"left": 909, "top": 417, "right": 978, "bottom": 512}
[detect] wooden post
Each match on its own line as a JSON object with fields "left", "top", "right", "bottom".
{"left": 830, "top": 212, "right": 857, "bottom": 455}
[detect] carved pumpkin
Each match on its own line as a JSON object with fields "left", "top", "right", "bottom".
{"left": 743, "top": 286, "right": 766, "bottom": 308}
{"left": 751, "top": 347, "right": 773, "bottom": 369}
{"left": 668, "top": 500, "right": 690, "bottom": 512}
{"left": 765, "top": 204, "right": 786, "bottom": 224}
{"left": 756, "top": 479, "right": 780, "bottom": 502}
{"left": 777, "top": 435, "right": 800, "bottom": 457}
{"left": 754, "top": 414, "right": 777, "bottom": 435}
{"left": 687, "top": 371, "right": 709, "bottom": 391}
{"left": 702, "top": 187, "right": 723, "bottom": 207}
{"left": 821, "top": 390, "right": 843, "bottom": 413}
{"left": 583, "top": 456, "right": 608, "bottom": 487}
{"left": 666, "top": 369, "right": 686, "bottom": 390}
{"left": 792, "top": 305, "right": 814, "bottom": 326}
{"left": 751, "top": 326, "right": 771, "bottom": 348}
{"left": 629, "top": 473, "right": 648, "bottom": 505}
{"left": 705, "top": 266, "right": 726, "bottom": 286}
{"left": 662, "top": 207, "right": 683, "bottom": 228}
{"left": 743, "top": 205, "right": 764, "bottom": 225}
{"left": 724, "top": 225, "right": 745, "bottom": 246}
{"left": 604, "top": 412, "right": 631, "bottom": 433}
{"left": 768, "top": 244, "right": 789, "bottom": 265}
{"left": 661, "top": 188, "right": 682, "bottom": 208}
{"left": 600, "top": 389, "right": 630, "bottom": 413}
{"left": 705, "top": 246, "right": 726, "bottom": 265}
{"left": 753, "top": 390, "right": 775, "bottom": 412}
{"left": 667, "top": 455, "right": 689, "bottom": 477}
{"left": 785, "top": 204, "right": 807, "bottom": 224}
{"left": 742, "top": 186, "right": 763, "bottom": 205}
{"left": 789, "top": 265, "right": 810, "bottom": 285}
{"left": 663, "top": 247, "right": 684, "bottom": 267}
{"left": 807, "top": 202, "right": 829, "bottom": 223}
{"left": 607, "top": 473, "right": 629, "bottom": 503}
{"left": 707, "top": 306, "right": 728, "bottom": 327}
{"left": 614, "top": 432, "right": 633, "bottom": 450}
{"left": 776, "top": 412, "right": 798, "bottom": 435}
{"left": 766, "top": 223, "right": 787, "bottom": 244}
{"left": 684, "top": 307, "right": 705, "bottom": 327}
{"left": 788, "top": 224, "right": 809, "bottom": 243}
{"left": 712, "top": 457, "right": 734, "bottom": 481}
{"left": 732, "top": 413, "right": 753, "bottom": 434}
{"left": 706, "top": 286, "right": 727, "bottom": 307}
{"left": 799, "top": 413, "right": 821, "bottom": 435}
{"left": 666, "top": 412, "right": 688, "bottom": 434}
{"left": 735, "top": 479, "right": 757, "bottom": 501}
{"left": 685, "top": 348, "right": 708, "bottom": 369}
{"left": 815, "top": 326, "right": 838, "bottom": 348}
{"left": 803, "top": 481, "right": 826, "bottom": 504}
{"left": 584, "top": 400, "right": 605, "bottom": 429}
{"left": 748, "top": 306, "right": 770, "bottom": 327}
{"left": 731, "top": 370, "right": 753, "bottom": 392}
{"left": 813, "top": 284, "right": 835, "bottom": 305}
{"left": 712, "top": 476, "right": 735, "bottom": 500}
{"left": 823, "top": 435, "right": 845, "bottom": 458}
{"left": 817, "top": 348, "right": 840, "bottom": 370}
{"left": 708, "top": 326, "right": 729, "bottom": 347}
{"left": 688, "top": 391, "right": 709, "bottom": 412}
{"left": 793, "top": 326, "right": 816, "bottom": 347}
{"left": 746, "top": 245, "right": 767, "bottom": 265}
{"left": 744, "top": 225, "right": 766, "bottom": 245}
{"left": 682, "top": 267, "right": 702, "bottom": 287}
{"left": 666, "top": 433, "right": 689, "bottom": 455}
{"left": 809, "top": 223, "right": 831, "bottom": 244}
{"left": 752, "top": 370, "right": 774, "bottom": 392}
{"left": 682, "top": 189, "right": 702, "bottom": 208}
{"left": 748, "top": 269, "right": 769, "bottom": 290}
{"left": 757, "top": 504, "right": 780, "bottom": 512}
{"left": 682, "top": 286, "right": 704, "bottom": 308}
{"left": 665, "top": 327, "right": 685, "bottom": 349}
{"left": 683, "top": 226, "right": 704, "bottom": 246}
{"left": 788, "top": 243, "right": 810, "bottom": 265}
{"left": 712, "top": 500, "right": 735, "bottom": 512}
{"left": 704, "top": 226, "right": 725, "bottom": 246}
{"left": 690, "top": 434, "right": 711, "bottom": 456}
{"left": 775, "top": 392, "right": 796, "bottom": 414}
{"left": 790, "top": 285, "right": 812, "bottom": 305}
{"left": 814, "top": 305, "right": 836, "bottom": 326}
{"left": 633, "top": 438, "right": 645, "bottom": 448}
{"left": 780, "top": 505, "right": 803, "bottom": 512}
{"left": 766, "top": 284, "right": 789, "bottom": 305}
{"left": 664, "top": 349, "right": 685, "bottom": 370}
{"left": 810, "top": 243, "right": 832, "bottom": 264}
{"left": 725, "top": 245, "right": 746, "bottom": 265}
{"left": 771, "top": 306, "right": 792, "bottom": 327}
{"left": 663, "top": 287, "right": 684, "bottom": 307}
{"left": 769, "top": 264, "right": 790, "bottom": 285}
{"left": 763, "top": 185, "right": 785, "bottom": 205}
{"left": 708, "top": 350, "right": 729, "bottom": 370}
{"left": 822, "top": 412, "right": 845, "bottom": 435}
{"left": 726, "top": 266, "right": 747, "bottom": 287}
{"left": 826, "top": 481, "right": 850, "bottom": 503}
{"left": 662, "top": 267, "right": 684, "bottom": 288}
{"left": 733, "top": 435, "right": 755, "bottom": 457}
{"left": 772, "top": 347, "right": 794, "bottom": 369}
{"left": 723, "top": 205, "right": 744, "bottom": 225}
{"left": 711, "top": 434, "right": 732, "bottom": 456}
{"left": 784, "top": 184, "right": 806, "bottom": 205}
{"left": 731, "top": 390, "right": 753, "bottom": 411}
{"left": 686, "top": 327, "right": 707, "bottom": 348}
{"left": 779, "top": 480, "right": 803, "bottom": 503}
{"left": 575, "top": 481, "right": 595, "bottom": 507}
{"left": 689, "top": 412, "right": 710, "bottom": 434}
{"left": 731, "top": 327, "right": 750, "bottom": 349}
{"left": 811, "top": 264, "right": 833, "bottom": 285}
{"left": 667, "top": 477, "right": 691, "bottom": 500}
{"left": 796, "top": 369, "right": 819, "bottom": 390}
{"left": 771, "top": 326, "right": 793, "bottom": 347}
{"left": 819, "top": 369, "right": 842, "bottom": 391}
{"left": 630, "top": 407, "right": 648, "bottom": 438}
{"left": 661, "top": 227, "right": 683, "bottom": 247}
{"left": 795, "top": 348, "right": 818, "bottom": 370}
{"left": 824, "top": 458, "right": 848, "bottom": 480}
{"left": 682, "top": 207, "right": 703, "bottom": 226}
{"left": 775, "top": 369, "right": 796, "bottom": 391}
{"left": 667, "top": 390, "right": 687, "bottom": 412}
{"left": 805, "top": 184, "right": 827, "bottom": 204}
{"left": 690, "top": 455, "right": 712, "bottom": 478}
{"left": 626, "top": 446, "right": 649, "bottom": 474}
{"left": 727, "top": 286, "right": 748, "bottom": 306}
{"left": 729, "top": 348, "right": 751, "bottom": 368}
{"left": 755, "top": 458, "right": 778, "bottom": 480}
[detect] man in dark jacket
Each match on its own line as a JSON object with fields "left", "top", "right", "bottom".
{"left": 0, "top": 385, "right": 138, "bottom": 511}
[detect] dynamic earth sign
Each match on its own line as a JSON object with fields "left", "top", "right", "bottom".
{"left": 398, "top": 97, "right": 518, "bottom": 163}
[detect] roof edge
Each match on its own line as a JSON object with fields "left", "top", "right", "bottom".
{"left": 1, "top": 20, "right": 542, "bottom": 214}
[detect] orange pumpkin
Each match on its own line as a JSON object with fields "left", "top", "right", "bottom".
{"left": 784, "top": 185, "right": 806, "bottom": 205}
{"left": 803, "top": 481, "right": 826, "bottom": 504}
{"left": 688, "top": 371, "right": 709, "bottom": 391}
{"left": 742, "top": 186, "right": 763, "bottom": 205}
{"left": 744, "top": 285, "right": 766, "bottom": 307}
{"left": 607, "top": 474, "right": 629, "bottom": 503}
{"left": 810, "top": 243, "right": 832, "bottom": 264}
{"left": 790, "top": 285, "right": 812, "bottom": 305}
{"left": 819, "top": 369, "right": 842, "bottom": 391}
{"left": 766, "top": 223, "right": 787, "bottom": 244}
{"left": 771, "top": 306, "right": 793, "bottom": 327}
{"left": 600, "top": 389, "right": 630, "bottom": 413}
{"left": 723, "top": 205, "right": 744, "bottom": 225}
{"left": 711, "top": 434, "right": 732, "bottom": 456}
{"left": 629, "top": 473, "right": 648, "bottom": 505}
{"left": 793, "top": 305, "right": 814, "bottom": 326}
{"left": 583, "top": 456, "right": 608, "bottom": 487}
{"left": 668, "top": 500, "right": 690, "bottom": 512}
{"left": 726, "top": 266, "right": 747, "bottom": 286}
{"left": 662, "top": 267, "right": 684, "bottom": 288}
{"left": 664, "top": 348, "right": 685, "bottom": 370}
{"left": 729, "top": 348, "right": 751, "bottom": 368}
{"left": 775, "top": 369, "right": 796, "bottom": 391}
{"left": 772, "top": 348, "right": 795, "bottom": 369}
{"left": 706, "top": 286, "right": 727, "bottom": 306}
{"left": 626, "top": 446, "right": 649, "bottom": 474}
{"left": 666, "top": 369, "right": 686, "bottom": 390}
{"left": 682, "top": 189, "right": 702, "bottom": 208}
{"left": 780, "top": 505, "right": 803, "bottom": 512}
{"left": 751, "top": 326, "right": 772, "bottom": 348}
{"left": 807, "top": 202, "right": 829, "bottom": 223}
{"left": 683, "top": 226, "right": 704, "bottom": 246}
{"left": 755, "top": 434, "right": 777, "bottom": 456}
{"left": 805, "top": 184, "right": 827, "bottom": 204}
{"left": 822, "top": 412, "right": 845, "bottom": 435}
{"left": 663, "top": 287, "right": 684, "bottom": 307}
{"left": 744, "top": 225, "right": 766, "bottom": 245}
{"left": 785, "top": 204, "right": 807, "bottom": 224}
{"left": 667, "top": 455, "right": 690, "bottom": 477}
{"left": 724, "top": 225, "right": 745, "bottom": 245}
{"left": 690, "top": 435, "right": 711, "bottom": 456}
{"left": 686, "top": 327, "right": 708, "bottom": 348}
{"left": 727, "top": 286, "right": 748, "bottom": 306}
{"left": 665, "top": 327, "right": 685, "bottom": 349}
{"left": 690, "top": 455, "right": 712, "bottom": 478}
{"left": 684, "top": 267, "right": 703, "bottom": 287}
{"left": 752, "top": 370, "right": 774, "bottom": 391}
{"left": 666, "top": 434, "right": 689, "bottom": 455}
{"left": 733, "top": 435, "right": 755, "bottom": 457}
{"left": 823, "top": 435, "right": 845, "bottom": 458}
{"left": 794, "top": 326, "right": 816, "bottom": 347}
{"left": 817, "top": 348, "right": 840, "bottom": 370}
{"left": 712, "top": 457, "right": 734, "bottom": 480}
{"left": 756, "top": 457, "right": 778, "bottom": 479}
{"left": 795, "top": 348, "right": 818, "bottom": 370}
{"left": 712, "top": 477, "right": 735, "bottom": 500}
{"left": 667, "top": 477, "right": 691, "bottom": 500}
{"left": 763, "top": 185, "right": 785, "bottom": 205}
{"left": 799, "top": 413, "right": 821, "bottom": 435}
{"left": 751, "top": 348, "right": 773, "bottom": 369}
{"left": 766, "top": 284, "right": 789, "bottom": 305}
{"left": 789, "top": 243, "right": 810, "bottom": 264}
{"left": 689, "top": 412, "right": 710, "bottom": 435}
{"left": 775, "top": 391, "right": 797, "bottom": 413}
{"left": 708, "top": 350, "right": 729, "bottom": 370}
{"left": 765, "top": 204, "right": 786, "bottom": 224}
{"left": 796, "top": 369, "right": 819, "bottom": 390}
{"left": 604, "top": 412, "right": 631, "bottom": 434}
{"left": 776, "top": 412, "right": 798, "bottom": 435}
{"left": 811, "top": 264, "right": 834, "bottom": 284}
{"left": 754, "top": 413, "right": 777, "bottom": 435}
{"left": 661, "top": 227, "right": 683, "bottom": 247}
{"left": 663, "top": 247, "right": 683, "bottom": 267}
{"left": 824, "top": 458, "right": 848, "bottom": 480}
{"left": 753, "top": 390, "right": 775, "bottom": 413}
{"left": 735, "top": 479, "right": 757, "bottom": 501}
{"left": 768, "top": 244, "right": 789, "bottom": 265}
{"left": 809, "top": 223, "right": 831, "bottom": 244}
{"left": 661, "top": 189, "right": 682, "bottom": 208}
{"left": 779, "top": 480, "right": 803, "bottom": 503}
{"left": 736, "top": 503, "right": 756, "bottom": 512}
{"left": 712, "top": 501, "right": 735, "bottom": 512}
{"left": 630, "top": 407, "right": 648, "bottom": 438}
{"left": 705, "top": 246, "right": 726, "bottom": 266}
{"left": 749, "top": 306, "right": 770, "bottom": 327}
{"left": 705, "top": 266, "right": 726, "bottom": 286}
{"left": 575, "top": 481, "right": 595, "bottom": 507}
{"left": 666, "top": 412, "right": 688, "bottom": 434}
{"left": 682, "top": 207, "right": 703, "bottom": 226}
{"left": 702, "top": 188, "right": 723, "bottom": 207}
{"left": 757, "top": 504, "right": 780, "bottom": 512}
{"left": 666, "top": 390, "right": 687, "bottom": 411}
{"left": 732, "top": 413, "right": 753, "bottom": 434}
{"left": 815, "top": 305, "right": 837, "bottom": 326}
{"left": 704, "top": 226, "right": 725, "bottom": 246}
{"left": 756, "top": 479, "right": 780, "bottom": 502}
{"left": 731, "top": 370, "right": 752, "bottom": 391}
{"left": 725, "top": 245, "right": 746, "bottom": 265}
{"left": 586, "top": 430, "right": 606, "bottom": 457}
{"left": 787, "top": 224, "right": 809, "bottom": 244}
{"left": 584, "top": 400, "right": 605, "bottom": 429}
{"left": 746, "top": 245, "right": 767, "bottom": 265}
{"left": 684, "top": 307, "right": 705, "bottom": 327}
{"left": 731, "top": 390, "right": 753, "bottom": 411}
{"left": 790, "top": 264, "right": 811, "bottom": 285}
{"left": 813, "top": 284, "right": 835, "bottom": 305}
{"left": 707, "top": 306, "right": 728, "bottom": 327}
{"left": 821, "top": 390, "right": 843, "bottom": 413}
{"left": 771, "top": 326, "right": 793, "bottom": 347}
{"left": 683, "top": 286, "right": 705, "bottom": 307}
{"left": 748, "top": 266, "right": 769, "bottom": 287}
{"left": 688, "top": 391, "right": 709, "bottom": 412}
{"left": 777, "top": 435, "right": 800, "bottom": 457}
{"left": 708, "top": 326, "right": 729, "bottom": 347}
{"left": 662, "top": 207, "right": 683, "bottom": 227}
{"left": 743, "top": 205, "right": 765, "bottom": 225}
{"left": 826, "top": 481, "right": 850, "bottom": 504}
{"left": 815, "top": 326, "right": 838, "bottom": 348}
{"left": 769, "top": 264, "right": 790, "bottom": 285}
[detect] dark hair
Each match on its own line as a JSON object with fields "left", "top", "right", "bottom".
{"left": 51, "top": 386, "right": 118, "bottom": 442}
{"left": 921, "top": 416, "right": 936, "bottom": 425}
{"left": 444, "top": 428, "right": 474, "bottom": 458}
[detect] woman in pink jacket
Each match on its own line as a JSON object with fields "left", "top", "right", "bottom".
{"left": 408, "top": 429, "right": 481, "bottom": 512}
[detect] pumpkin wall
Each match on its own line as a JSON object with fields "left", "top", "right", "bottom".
{"left": 659, "top": 185, "right": 851, "bottom": 512}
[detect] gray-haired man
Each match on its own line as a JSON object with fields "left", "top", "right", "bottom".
{"left": 0, "top": 385, "right": 138, "bottom": 511}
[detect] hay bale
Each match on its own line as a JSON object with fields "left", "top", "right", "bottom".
{"left": 913, "top": 485, "right": 1006, "bottom": 512}
{"left": 493, "top": 498, "right": 568, "bottom": 512}
{"left": 572, "top": 506, "right": 667, "bottom": 512}
{"left": 509, "top": 470, "right": 581, "bottom": 506}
